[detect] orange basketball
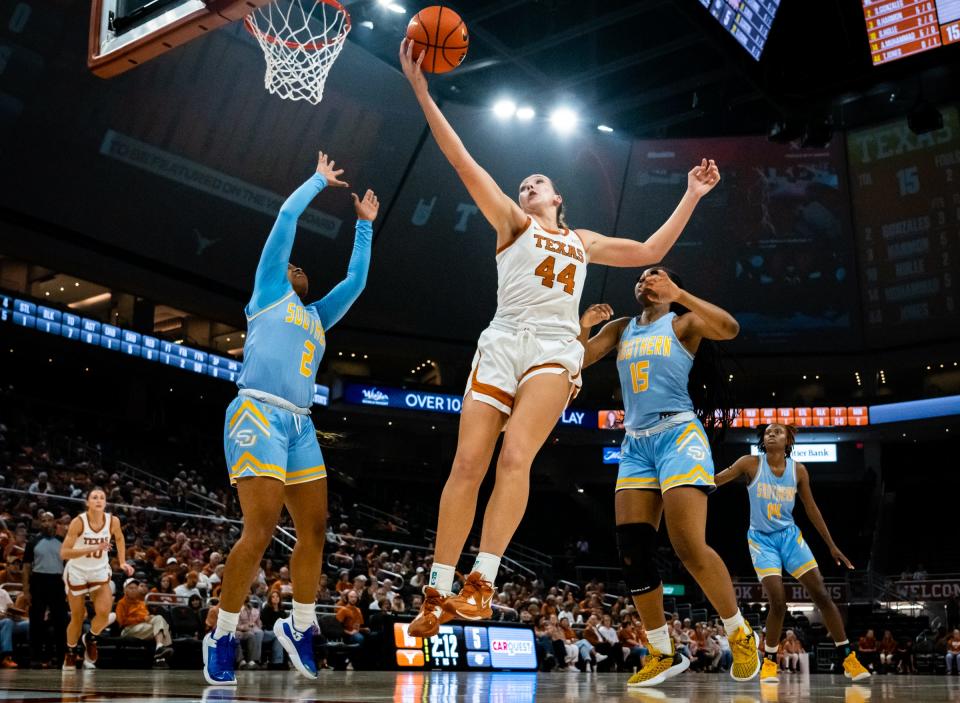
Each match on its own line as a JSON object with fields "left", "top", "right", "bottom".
{"left": 406, "top": 5, "right": 468, "bottom": 74}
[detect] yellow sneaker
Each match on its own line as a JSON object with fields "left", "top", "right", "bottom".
{"left": 843, "top": 652, "right": 871, "bottom": 682}
{"left": 729, "top": 623, "right": 761, "bottom": 682}
{"left": 626, "top": 644, "right": 689, "bottom": 687}
{"left": 760, "top": 657, "right": 779, "bottom": 683}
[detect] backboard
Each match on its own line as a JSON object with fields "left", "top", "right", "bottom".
{"left": 88, "top": 0, "right": 273, "bottom": 77}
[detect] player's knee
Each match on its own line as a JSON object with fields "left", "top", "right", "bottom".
{"left": 449, "top": 453, "right": 488, "bottom": 487}
{"left": 241, "top": 522, "right": 275, "bottom": 549}
{"left": 807, "top": 583, "right": 831, "bottom": 607}
{"left": 766, "top": 595, "right": 787, "bottom": 617}
{"left": 617, "top": 523, "right": 661, "bottom": 596}
{"left": 297, "top": 518, "right": 326, "bottom": 547}
{"left": 496, "top": 443, "right": 533, "bottom": 479}
{"left": 669, "top": 531, "right": 708, "bottom": 569}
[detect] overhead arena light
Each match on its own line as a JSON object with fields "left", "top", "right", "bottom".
{"left": 387, "top": 3, "right": 406, "bottom": 13}
{"left": 493, "top": 99, "right": 517, "bottom": 120}
{"left": 516, "top": 106, "right": 535, "bottom": 121}
{"left": 597, "top": 124, "right": 614, "bottom": 133}
{"left": 549, "top": 107, "right": 578, "bottom": 134}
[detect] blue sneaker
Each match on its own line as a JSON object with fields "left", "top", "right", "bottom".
{"left": 202, "top": 632, "right": 238, "bottom": 686}
{"left": 274, "top": 616, "right": 317, "bottom": 679}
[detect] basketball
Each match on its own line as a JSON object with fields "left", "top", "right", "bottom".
{"left": 406, "top": 5, "right": 469, "bottom": 74}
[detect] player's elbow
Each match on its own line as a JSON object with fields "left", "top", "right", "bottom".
{"left": 718, "top": 318, "right": 740, "bottom": 340}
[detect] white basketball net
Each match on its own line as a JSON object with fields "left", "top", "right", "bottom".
{"left": 244, "top": 0, "right": 350, "bottom": 105}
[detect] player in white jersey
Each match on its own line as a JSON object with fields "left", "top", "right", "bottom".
{"left": 716, "top": 423, "right": 871, "bottom": 683}
{"left": 60, "top": 487, "right": 133, "bottom": 670}
{"left": 399, "top": 38, "right": 721, "bottom": 636}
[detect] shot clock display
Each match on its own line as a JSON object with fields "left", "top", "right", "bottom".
{"left": 393, "top": 623, "right": 538, "bottom": 671}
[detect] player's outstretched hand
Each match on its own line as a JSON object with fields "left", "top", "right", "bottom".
{"left": 121, "top": 562, "right": 135, "bottom": 577}
{"left": 352, "top": 190, "right": 380, "bottom": 221}
{"left": 580, "top": 304, "right": 614, "bottom": 329}
{"left": 831, "top": 545, "right": 854, "bottom": 570}
{"left": 316, "top": 151, "right": 348, "bottom": 188}
{"left": 400, "top": 38, "right": 428, "bottom": 95}
{"left": 687, "top": 158, "right": 721, "bottom": 198}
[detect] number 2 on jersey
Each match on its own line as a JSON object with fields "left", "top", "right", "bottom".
{"left": 300, "top": 340, "right": 316, "bottom": 377}
{"left": 535, "top": 256, "right": 577, "bottom": 295}
{"left": 629, "top": 361, "right": 649, "bottom": 393}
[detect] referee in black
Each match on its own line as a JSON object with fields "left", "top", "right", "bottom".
{"left": 21, "top": 511, "right": 67, "bottom": 668}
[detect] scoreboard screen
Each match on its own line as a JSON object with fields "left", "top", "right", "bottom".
{"left": 698, "top": 0, "right": 782, "bottom": 60}
{"left": 0, "top": 293, "right": 331, "bottom": 405}
{"left": 847, "top": 107, "right": 960, "bottom": 345}
{"left": 393, "top": 623, "right": 538, "bottom": 671}
{"left": 862, "top": 0, "right": 960, "bottom": 66}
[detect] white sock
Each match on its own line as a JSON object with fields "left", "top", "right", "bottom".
{"left": 292, "top": 600, "right": 316, "bottom": 632}
{"left": 646, "top": 624, "right": 673, "bottom": 655}
{"left": 721, "top": 610, "right": 746, "bottom": 638}
{"left": 471, "top": 552, "right": 501, "bottom": 584}
{"left": 215, "top": 609, "right": 239, "bottom": 639}
{"left": 429, "top": 563, "right": 455, "bottom": 594}
{"left": 765, "top": 644, "right": 779, "bottom": 655}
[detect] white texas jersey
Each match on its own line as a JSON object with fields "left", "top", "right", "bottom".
{"left": 70, "top": 512, "right": 111, "bottom": 569}
{"left": 493, "top": 216, "right": 589, "bottom": 336}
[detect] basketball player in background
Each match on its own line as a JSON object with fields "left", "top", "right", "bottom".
{"left": 204, "top": 151, "right": 379, "bottom": 686}
{"left": 399, "top": 38, "right": 721, "bottom": 638}
{"left": 715, "top": 423, "right": 871, "bottom": 683}
{"left": 577, "top": 268, "right": 761, "bottom": 686}
{"left": 60, "top": 488, "right": 133, "bottom": 670}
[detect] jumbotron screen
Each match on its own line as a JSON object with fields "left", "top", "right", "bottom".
{"left": 862, "top": 0, "right": 960, "bottom": 66}
{"left": 698, "top": 0, "right": 782, "bottom": 60}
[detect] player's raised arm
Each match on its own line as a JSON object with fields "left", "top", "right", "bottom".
{"left": 248, "top": 151, "right": 348, "bottom": 314}
{"left": 578, "top": 305, "right": 629, "bottom": 369}
{"left": 399, "top": 39, "right": 527, "bottom": 242}
{"left": 640, "top": 271, "right": 740, "bottom": 344}
{"left": 577, "top": 160, "right": 721, "bottom": 268}
{"left": 309, "top": 190, "right": 379, "bottom": 331}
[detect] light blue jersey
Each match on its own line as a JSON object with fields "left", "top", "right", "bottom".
{"left": 746, "top": 455, "right": 817, "bottom": 580}
{"left": 615, "top": 312, "right": 714, "bottom": 495}
{"left": 747, "top": 454, "right": 798, "bottom": 533}
{"left": 617, "top": 312, "right": 694, "bottom": 431}
{"left": 236, "top": 172, "right": 372, "bottom": 409}
{"left": 225, "top": 171, "right": 372, "bottom": 487}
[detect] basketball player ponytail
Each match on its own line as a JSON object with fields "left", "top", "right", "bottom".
{"left": 549, "top": 177, "right": 568, "bottom": 230}
{"left": 660, "top": 269, "right": 737, "bottom": 442}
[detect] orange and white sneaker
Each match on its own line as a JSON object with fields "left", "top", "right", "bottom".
{"left": 408, "top": 586, "right": 455, "bottom": 638}
{"left": 62, "top": 647, "right": 79, "bottom": 671}
{"left": 443, "top": 571, "right": 494, "bottom": 622}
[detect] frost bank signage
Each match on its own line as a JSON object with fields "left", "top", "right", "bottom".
{"left": 344, "top": 384, "right": 587, "bottom": 426}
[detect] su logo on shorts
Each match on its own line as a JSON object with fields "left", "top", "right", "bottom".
{"left": 228, "top": 400, "right": 272, "bottom": 448}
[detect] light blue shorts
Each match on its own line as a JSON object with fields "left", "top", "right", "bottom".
{"left": 616, "top": 418, "right": 715, "bottom": 493}
{"left": 223, "top": 395, "right": 326, "bottom": 486}
{"left": 747, "top": 523, "right": 818, "bottom": 581}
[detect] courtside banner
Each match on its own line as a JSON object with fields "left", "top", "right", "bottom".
{"left": 750, "top": 443, "right": 838, "bottom": 463}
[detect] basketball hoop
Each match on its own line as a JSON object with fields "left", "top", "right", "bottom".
{"left": 244, "top": 0, "right": 350, "bottom": 104}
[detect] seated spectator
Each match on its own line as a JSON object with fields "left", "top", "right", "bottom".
{"left": 236, "top": 596, "right": 266, "bottom": 670}
{"left": 567, "top": 615, "right": 603, "bottom": 670}
{"left": 115, "top": 579, "right": 173, "bottom": 665}
{"left": 258, "top": 590, "right": 285, "bottom": 668}
{"left": 879, "top": 630, "right": 897, "bottom": 674}
{"left": 596, "top": 613, "right": 623, "bottom": 671}
{"left": 269, "top": 566, "right": 293, "bottom": 598}
{"left": 618, "top": 616, "right": 648, "bottom": 671}
{"left": 859, "top": 629, "right": 879, "bottom": 673}
{"left": 335, "top": 590, "right": 366, "bottom": 645}
{"left": 551, "top": 615, "right": 579, "bottom": 671}
{"left": 203, "top": 596, "right": 218, "bottom": 635}
{"left": 150, "top": 575, "right": 179, "bottom": 604}
{"left": 779, "top": 630, "right": 804, "bottom": 673}
{"left": 715, "top": 626, "right": 732, "bottom": 672}
{"left": 0, "top": 586, "right": 28, "bottom": 668}
{"left": 896, "top": 637, "right": 915, "bottom": 674}
{"left": 946, "top": 629, "right": 960, "bottom": 676}
{"left": 174, "top": 571, "right": 202, "bottom": 600}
